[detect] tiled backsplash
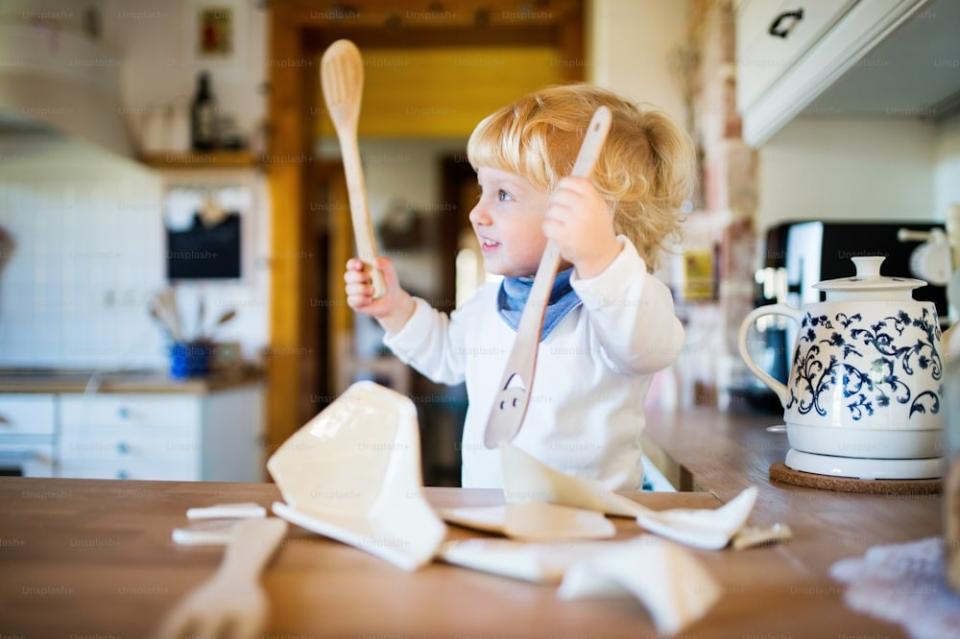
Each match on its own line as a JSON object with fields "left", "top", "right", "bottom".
{"left": 0, "top": 133, "right": 166, "bottom": 367}
{"left": 0, "top": 133, "right": 269, "bottom": 369}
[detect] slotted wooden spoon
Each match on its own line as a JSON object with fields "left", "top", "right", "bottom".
{"left": 321, "top": 39, "right": 386, "bottom": 299}
{"left": 483, "top": 106, "right": 613, "bottom": 449}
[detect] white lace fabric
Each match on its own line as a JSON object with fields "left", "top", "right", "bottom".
{"left": 830, "top": 537, "right": 960, "bottom": 639}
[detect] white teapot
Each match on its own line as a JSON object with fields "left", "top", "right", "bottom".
{"left": 738, "top": 256, "right": 946, "bottom": 460}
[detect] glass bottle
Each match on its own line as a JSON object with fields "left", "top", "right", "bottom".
{"left": 190, "top": 71, "right": 216, "bottom": 152}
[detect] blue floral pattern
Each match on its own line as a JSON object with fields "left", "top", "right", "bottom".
{"left": 785, "top": 308, "right": 942, "bottom": 423}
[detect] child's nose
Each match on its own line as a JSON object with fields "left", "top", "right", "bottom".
{"left": 469, "top": 202, "right": 491, "bottom": 226}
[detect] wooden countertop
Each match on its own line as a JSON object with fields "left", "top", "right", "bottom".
{"left": 0, "top": 367, "right": 264, "bottom": 394}
{"left": 0, "top": 406, "right": 942, "bottom": 637}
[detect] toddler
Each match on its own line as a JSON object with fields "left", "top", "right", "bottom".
{"left": 344, "top": 84, "right": 693, "bottom": 490}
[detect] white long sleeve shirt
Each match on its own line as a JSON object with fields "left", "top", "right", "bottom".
{"left": 382, "top": 235, "right": 684, "bottom": 491}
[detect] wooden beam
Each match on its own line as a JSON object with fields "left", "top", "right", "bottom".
{"left": 281, "top": 0, "right": 582, "bottom": 28}
{"left": 266, "top": 4, "right": 310, "bottom": 453}
{"left": 302, "top": 25, "right": 558, "bottom": 48}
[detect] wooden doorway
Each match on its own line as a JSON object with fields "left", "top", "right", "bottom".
{"left": 265, "top": 0, "right": 585, "bottom": 455}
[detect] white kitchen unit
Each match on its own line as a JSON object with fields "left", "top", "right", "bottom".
{"left": 0, "top": 394, "right": 57, "bottom": 477}
{"left": 57, "top": 387, "right": 263, "bottom": 481}
{"left": 736, "top": 0, "right": 929, "bottom": 146}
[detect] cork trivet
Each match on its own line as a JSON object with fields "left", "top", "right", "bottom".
{"left": 769, "top": 462, "right": 941, "bottom": 495}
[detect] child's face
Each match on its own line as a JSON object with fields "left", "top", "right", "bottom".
{"left": 469, "top": 167, "right": 551, "bottom": 277}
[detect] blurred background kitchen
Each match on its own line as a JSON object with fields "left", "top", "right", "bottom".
{"left": 0, "top": 0, "right": 958, "bottom": 485}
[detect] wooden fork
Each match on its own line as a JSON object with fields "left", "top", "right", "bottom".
{"left": 155, "top": 518, "right": 287, "bottom": 639}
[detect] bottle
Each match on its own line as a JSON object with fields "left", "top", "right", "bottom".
{"left": 190, "top": 71, "right": 217, "bottom": 152}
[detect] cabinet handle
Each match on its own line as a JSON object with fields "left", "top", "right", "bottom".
{"left": 0, "top": 414, "right": 9, "bottom": 426}
{"left": 769, "top": 8, "right": 804, "bottom": 38}
{"left": 116, "top": 470, "right": 129, "bottom": 480}
{"left": 117, "top": 407, "right": 130, "bottom": 419}
{"left": 116, "top": 442, "right": 129, "bottom": 455}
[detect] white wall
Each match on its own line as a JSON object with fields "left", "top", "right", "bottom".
{"left": 935, "top": 112, "right": 960, "bottom": 219}
{"left": 103, "top": 0, "right": 267, "bottom": 148}
{"left": 757, "top": 117, "right": 939, "bottom": 232}
{"left": 588, "top": 0, "right": 689, "bottom": 126}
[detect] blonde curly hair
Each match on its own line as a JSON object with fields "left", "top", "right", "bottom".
{"left": 466, "top": 84, "right": 694, "bottom": 271}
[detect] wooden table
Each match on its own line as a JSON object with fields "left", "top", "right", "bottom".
{"left": 0, "top": 406, "right": 943, "bottom": 638}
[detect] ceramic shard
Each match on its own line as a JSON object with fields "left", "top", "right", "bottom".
{"left": 268, "top": 381, "right": 446, "bottom": 571}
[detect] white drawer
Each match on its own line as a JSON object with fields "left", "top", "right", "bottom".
{"left": 0, "top": 394, "right": 56, "bottom": 435}
{"left": 58, "top": 459, "right": 199, "bottom": 481}
{"left": 59, "top": 421, "right": 197, "bottom": 463}
{"left": 737, "top": 0, "right": 858, "bottom": 110}
{"left": 59, "top": 394, "right": 201, "bottom": 429}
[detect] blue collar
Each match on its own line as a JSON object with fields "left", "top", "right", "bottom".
{"left": 496, "top": 267, "right": 581, "bottom": 341}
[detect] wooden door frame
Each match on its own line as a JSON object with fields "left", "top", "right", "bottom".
{"left": 265, "top": 0, "right": 585, "bottom": 453}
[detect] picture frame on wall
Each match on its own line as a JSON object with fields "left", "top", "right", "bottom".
{"left": 197, "top": 5, "right": 233, "bottom": 56}
{"left": 186, "top": 0, "right": 254, "bottom": 69}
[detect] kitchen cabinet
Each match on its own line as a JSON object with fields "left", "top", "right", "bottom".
{"left": 0, "top": 394, "right": 56, "bottom": 477}
{"left": 0, "top": 379, "right": 264, "bottom": 481}
{"left": 736, "top": 0, "right": 928, "bottom": 146}
{"left": 58, "top": 388, "right": 263, "bottom": 482}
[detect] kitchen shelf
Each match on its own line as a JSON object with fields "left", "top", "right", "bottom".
{"left": 140, "top": 150, "right": 261, "bottom": 170}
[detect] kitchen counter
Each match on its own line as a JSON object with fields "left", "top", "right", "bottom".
{"left": 0, "top": 366, "right": 264, "bottom": 394}
{"left": 0, "top": 406, "right": 941, "bottom": 637}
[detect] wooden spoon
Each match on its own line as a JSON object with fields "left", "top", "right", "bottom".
{"left": 320, "top": 39, "right": 386, "bottom": 299}
{"left": 483, "top": 107, "right": 613, "bottom": 449}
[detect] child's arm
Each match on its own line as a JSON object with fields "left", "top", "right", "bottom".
{"left": 570, "top": 236, "right": 684, "bottom": 375}
{"left": 544, "top": 176, "right": 684, "bottom": 375}
{"left": 344, "top": 257, "right": 468, "bottom": 384}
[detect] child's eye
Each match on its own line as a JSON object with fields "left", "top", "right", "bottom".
{"left": 497, "top": 189, "right": 513, "bottom": 202}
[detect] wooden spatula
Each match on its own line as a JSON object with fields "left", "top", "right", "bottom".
{"left": 483, "top": 106, "right": 613, "bottom": 449}
{"left": 321, "top": 39, "right": 386, "bottom": 299}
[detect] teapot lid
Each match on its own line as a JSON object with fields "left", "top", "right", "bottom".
{"left": 814, "top": 256, "right": 926, "bottom": 292}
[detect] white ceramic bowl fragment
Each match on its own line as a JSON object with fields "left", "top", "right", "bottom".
{"left": 267, "top": 381, "right": 446, "bottom": 571}
{"left": 440, "top": 536, "right": 722, "bottom": 634}
{"left": 558, "top": 536, "right": 722, "bottom": 635}
{"left": 501, "top": 443, "right": 757, "bottom": 550}
{"left": 440, "top": 502, "right": 616, "bottom": 541}
{"left": 439, "top": 538, "right": 638, "bottom": 584}
{"left": 501, "top": 443, "right": 644, "bottom": 517}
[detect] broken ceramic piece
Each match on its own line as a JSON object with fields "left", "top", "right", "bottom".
{"left": 634, "top": 487, "right": 758, "bottom": 550}
{"left": 558, "top": 536, "right": 722, "bottom": 635}
{"left": 267, "top": 381, "right": 446, "bottom": 571}
{"left": 438, "top": 538, "right": 630, "bottom": 584}
{"left": 440, "top": 505, "right": 505, "bottom": 534}
{"left": 732, "top": 522, "right": 793, "bottom": 550}
{"left": 501, "top": 443, "right": 642, "bottom": 516}
{"left": 441, "top": 502, "right": 616, "bottom": 542}
{"left": 501, "top": 443, "right": 757, "bottom": 550}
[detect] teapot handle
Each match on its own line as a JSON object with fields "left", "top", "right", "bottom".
{"left": 737, "top": 303, "right": 804, "bottom": 408}
{"left": 943, "top": 322, "right": 958, "bottom": 363}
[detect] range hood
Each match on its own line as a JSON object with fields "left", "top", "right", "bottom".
{"left": 0, "top": 19, "right": 136, "bottom": 160}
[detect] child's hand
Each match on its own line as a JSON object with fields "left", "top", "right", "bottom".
{"left": 344, "top": 256, "right": 416, "bottom": 335}
{"left": 543, "top": 176, "right": 621, "bottom": 279}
